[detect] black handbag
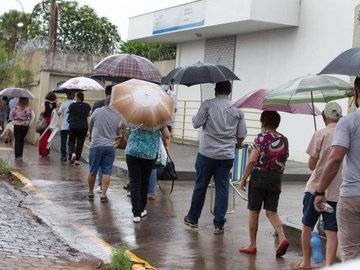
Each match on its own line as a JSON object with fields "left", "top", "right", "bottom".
{"left": 36, "top": 118, "right": 47, "bottom": 134}
{"left": 156, "top": 149, "right": 177, "bottom": 194}
{"left": 157, "top": 158, "right": 177, "bottom": 180}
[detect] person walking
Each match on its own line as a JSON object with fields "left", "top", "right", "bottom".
{"left": 57, "top": 92, "right": 74, "bottom": 161}
{"left": 67, "top": 92, "right": 91, "bottom": 165}
{"left": 239, "top": 110, "right": 289, "bottom": 257}
{"left": 126, "top": 125, "right": 170, "bottom": 223}
{"left": 184, "top": 81, "right": 247, "bottom": 235}
{"left": 87, "top": 96, "right": 121, "bottom": 203}
{"left": 11, "top": 97, "right": 33, "bottom": 160}
{"left": 39, "top": 91, "right": 58, "bottom": 157}
{"left": 314, "top": 77, "right": 360, "bottom": 262}
{"left": 290, "top": 102, "right": 343, "bottom": 270}
{"left": 0, "top": 97, "right": 8, "bottom": 133}
{"left": 91, "top": 85, "right": 113, "bottom": 193}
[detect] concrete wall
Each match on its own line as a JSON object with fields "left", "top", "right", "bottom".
{"left": 175, "top": 0, "right": 357, "bottom": 162}
{"left": 23, "top": 49, "right": 104, "bottom": 144}
{"left": 154, "top": 60, "right": 175, "bottom": 77}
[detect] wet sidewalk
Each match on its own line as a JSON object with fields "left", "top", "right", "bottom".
{"left": 0, "top": 141, "right": 310, "bottom": 270}
{"left": 0, "top": 177, "right": 102, "bottom": 270}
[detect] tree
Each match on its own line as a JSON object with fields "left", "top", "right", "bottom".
{"left": 120, "top": 41, "right": 176, "bottom": 61}
{"left": 0, "top": 10, "right": 30, "bottom": 53}
{"left": 29, "top": 0, "right": 121, "bottom": 55}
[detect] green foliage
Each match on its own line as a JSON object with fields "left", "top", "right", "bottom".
{"left": 0, "top": 10, "right": 30, "bottom": 53}
{"left": 29, "top": 0, "right": 121, "bottom": 54}
{"left": 107, "top": 245, "right": 133, "bottom": 270}
{"left": 0, "top": 159, "right": 11, "bottom": 176}
{"left": 120, "top": 41, "right": 176, "bottom": 61}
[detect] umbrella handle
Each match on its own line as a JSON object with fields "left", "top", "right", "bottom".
{"left": 311, "top": 92, "right": 317, "bottom": 131}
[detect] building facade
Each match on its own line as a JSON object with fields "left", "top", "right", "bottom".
{"left": 129, "top": 0, "right": 360, "bottom": 162}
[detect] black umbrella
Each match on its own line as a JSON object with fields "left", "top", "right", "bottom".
{"left": 320, "top": 47, "right": 360, "bottom": 76}
{"left": 162, "top": 62, "right": 240, "bottom": 86}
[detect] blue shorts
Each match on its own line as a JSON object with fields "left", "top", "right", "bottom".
{"left": 302, "top": 192, "right": 338, "bottom": 232}
{"left": 89, "top": 146, "right": 115, "bottom": 176}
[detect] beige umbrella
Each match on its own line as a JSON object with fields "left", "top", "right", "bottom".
{"left": 110, "top": 79, "right": 174, "bottom": 130}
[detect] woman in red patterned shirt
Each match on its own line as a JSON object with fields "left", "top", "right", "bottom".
{"left": 239, "top": 110, "right": 290, "bottom": 257}
{"left": 12, "top": 97, "right": 33, "bottom": 160}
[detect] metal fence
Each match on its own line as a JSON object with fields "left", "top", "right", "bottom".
{"left": 172, "top": 99, "right": 261, "bottom": 145}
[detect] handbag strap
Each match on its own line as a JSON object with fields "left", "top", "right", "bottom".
{"left": 157, "top": 178, "right": 175, "bottom": 195}
{"left": 157, "top": 147, "right": 175, "bottom": 195}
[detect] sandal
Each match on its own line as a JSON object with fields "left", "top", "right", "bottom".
{"left": 88, "top": 193, "right": 94, "bottom": 201}
{"left": 100, "top": 196, "right": 108, "bottom": 203}
{"left": 75, "top": 160, "right": 80, "bottom": 166}
{"left": 123, "top": 183, "right": 131, "bottom": 190}
{"left": 289, "top": 262, "right": 312, "bottom": 270}
{"left": 70, "top": 153, "right": 76, "bottom": 163}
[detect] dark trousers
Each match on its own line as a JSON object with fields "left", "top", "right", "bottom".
{"left": 187, "top": 153, "right": 233, "bottom": 228}
{"left": 126, "top": 155, "right": 156, "bottom": 217}
{"left": 60, "top": 130, "right": 70, "bottom": 158}
{"left": 68, "top": 127, "right": 87, "bottom": 161}
{"left": 14, "top": 125, "right": 29, "bottom": 158}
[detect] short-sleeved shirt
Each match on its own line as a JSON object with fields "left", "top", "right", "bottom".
{"left": 12, "top": 106, "right": 32, "bottom": 126}
{"left": 125, "top": 128, "right": 160, "bottom": 160}
{"left": 253, "top": 131, "right": 289, "bottom": 173}
{"left": 305, "top": 123, "right": 342, "bottom": 202}
{"left": 68, "top": 102, "right": 91, "bottom": 129}
{"left": 91, "top": 99, "right": 105, "bottom": 114}
{"left": 192, "top": 95, "right": 247, "bottom": 160}
{"left": 332, "top": 108, "right": 360, "bottom": 197}
{"left": 59, "top": 99, "right": 74, "bottom": 130}
{"left": 90, "top": 106, "right": 121, "bottom": 148}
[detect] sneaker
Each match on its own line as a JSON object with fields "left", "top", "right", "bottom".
{"left": 214, "top": 227, "right": 224, "bottom": 235}
{"left": 133, "top": 216, "right": 140, "bottom": 223}
{"left": 60, "top": 157, "right": 67, "bottom": 161}
{"left": 141, "top": 210, "right": 147, "bottom": 218}
{"left": 184, "top": 216, "right": 198, "bottom": 228}
{"left": 96, "top": 186, "right": 102, "bottom": 193}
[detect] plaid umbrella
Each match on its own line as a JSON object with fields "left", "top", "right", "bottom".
{"left": 91, "top": 54, "right": 162, "bottom": 84}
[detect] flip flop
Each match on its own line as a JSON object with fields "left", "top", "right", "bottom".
{"left": 100, "top": 196, "right": 108, "bottom": 203}
{"left": 276, "top": 239, "right": 290, "bottom": 257}
{"left": 88, "top": 193, "right": 94, "bottom": 201}
{"left": 289, "top": 262, "right": 312, "bottom": 270}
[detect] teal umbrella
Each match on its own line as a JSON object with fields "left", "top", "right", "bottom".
{"left": 263, "top": 74, "right": 353, "bottom": 130}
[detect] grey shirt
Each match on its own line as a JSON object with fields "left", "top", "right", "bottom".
{"left": 332, "top": 108, "right": 360, "bottom": 197}
{"left": 90, "top": 106, "right": 121, "bottom": 148}
{"left": 193, "top": 95, "right": 247, "bottom": 159}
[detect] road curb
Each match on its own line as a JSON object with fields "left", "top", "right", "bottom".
{"left": 9, "top": 170, "right": 156, "bottom": 270}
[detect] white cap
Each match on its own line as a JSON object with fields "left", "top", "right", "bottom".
{"left": 323, "top": 102, "right": 342, "bottom": 120}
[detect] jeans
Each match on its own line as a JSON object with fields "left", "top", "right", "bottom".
{"left": 14, "top": 125, "right": 29, "bottom": 158}
{"left": 60, "top": 130, "right": 69, "bottom": 158}
{"left": 187, "top": 153, "right": 233, "bottom": 228}
{"left": 126, "top": 155, "right": 155, "bottom": 217}
{"left": 148, "top": 168, "right": 157, "bottom": 195}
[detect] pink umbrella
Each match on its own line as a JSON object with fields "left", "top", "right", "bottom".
{"left": 232, "top": 89, "right": 321, "bottom": 115}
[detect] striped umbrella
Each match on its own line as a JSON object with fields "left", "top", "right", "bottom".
{"left": 91, "top": 54, "right": 162, "bottom": 84}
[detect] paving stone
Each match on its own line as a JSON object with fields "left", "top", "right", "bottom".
{"left": 0, "top": 180, "right": 103, "bottom": 270}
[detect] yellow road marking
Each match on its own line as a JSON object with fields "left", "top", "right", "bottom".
{"left": 10, "top": 170, "right": 156, "bottom": 270}
{"left": 0, "top": 147, "right": 13, "bottom": 151}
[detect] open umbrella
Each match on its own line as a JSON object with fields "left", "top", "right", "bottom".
{"left": 0, "top": 87, "right": 35, "bottom": 99}
{"left": 162, "top": 62, "right": 240, "bottom": 86}
{"left": 110, "top": 79, "right": 174, "bottom": 131}
{"left": 319, "top": 47, "right": 360, "bottom": 76}
{"left": 233, "top": 89, "right": 321, "bottom": 115}
{"left": 91, "top": 54, "right": 162, "bottom": 84}
{"left": 54, "top": 77, "right": 104, "bottom": 93}
{"left": 263, "top": 74, "right": 353, "bottom": 130}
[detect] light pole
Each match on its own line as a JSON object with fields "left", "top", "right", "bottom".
{"left": 14, "top": 0, "right": 27, "bottom": 41}
{"left": 48, "top": 0, "right": 58, "bottom": 52}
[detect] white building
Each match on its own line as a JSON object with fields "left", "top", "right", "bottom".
{"left": 128, "top": 0, "right": 360, "bottom": 162}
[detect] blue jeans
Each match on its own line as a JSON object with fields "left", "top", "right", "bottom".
{"left": 187, "top": 153, "right": 233, "bottom": 228}
{"left": 148, "top": 168, "right": 157, "bottom": 195}
{"left": 60, "top": 130, "right": 69, "bottom": 158}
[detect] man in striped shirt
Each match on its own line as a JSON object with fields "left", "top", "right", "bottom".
{"left": 184, "top": 80, "right": 247, "bottom": 234}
